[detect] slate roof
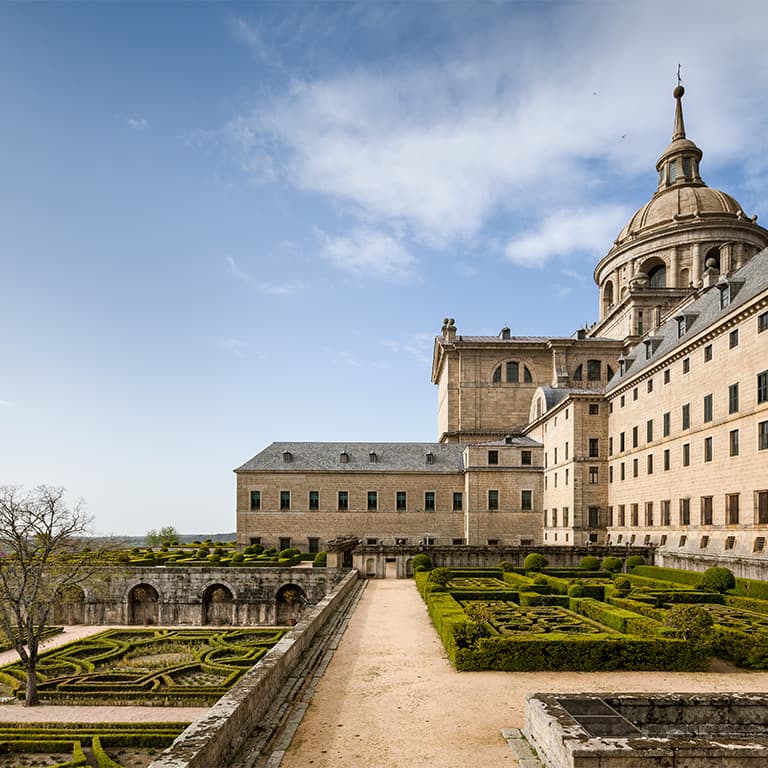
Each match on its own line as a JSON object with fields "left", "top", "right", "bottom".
{"left": 607, "top": 247, "right": 768, "bottom": 391}
{"left": 235, "top": 442, "right": 468, "bottom": 473}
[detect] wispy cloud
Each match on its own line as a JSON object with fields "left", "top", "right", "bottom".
{"left": 318, "top": 228, "right": 415, "bottom": 280}
{"left": 225, "top": 255, "right": 304, "bottom": 295}
{"left": 126, "top": 117, "right": 148, "bottom": 131}
{"left": 0, "top": 400, "right": 10, "bottom": 407}
{"left": 218, "top": 338, "right": 247, "bottom": 357}
{"left": 381, "top": 332, "right": 434, "bottom": 365}
{"left": 504, "top": 206, "right": 631, "bottom": 268}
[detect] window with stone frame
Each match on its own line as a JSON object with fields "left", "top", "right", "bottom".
{"left": 280, "top": 491, "right": 290, "bottom": 510}
{"left": 250, "top": 490, "right": 261, "bottom": 510}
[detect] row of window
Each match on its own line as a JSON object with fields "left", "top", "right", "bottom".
{"left": 612, "top": 373, "right": 768, "bottom": 453}
{"left": 609, "top": 491, "right": 768, "bottom": 528}
{"left": 249, "top": 489, "right": 535, "bottom": 513}
{"left": 610, "top": 421, "right": 768, "bottom": 480}
{"left": 487, "top": 449, "right": 533, "bottom": 465}
{"left": 545, "top": 437, "right": 601, "bottom": 466}
{"left": 544, "top": 506, "right": 601, "bottom": 528}
{"left": 611, "top": 532, "right": 767, "bottom": 553}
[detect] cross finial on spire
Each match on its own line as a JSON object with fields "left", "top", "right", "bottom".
{"left": 672, "top": 68, "right": 686, "bottom": 141}
{"left": 677, "top": 63, "right": 682, "bottom": 88}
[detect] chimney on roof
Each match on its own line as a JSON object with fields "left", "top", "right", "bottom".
{"left": 500, "top": 326, "right": 511, "bottom": 340}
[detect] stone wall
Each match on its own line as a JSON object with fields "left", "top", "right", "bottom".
{"left": 148, "top": 569, "right": 361, "bottom": 768}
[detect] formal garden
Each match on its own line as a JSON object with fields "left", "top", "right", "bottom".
{"left": 414, "top": 553, "right": 768, "bottom": 671}
{"left": 0, "top": 627, "right": 287, "bottom": 706}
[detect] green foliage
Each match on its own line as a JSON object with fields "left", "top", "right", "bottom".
{"left": 428, "top": 567, "right": 452, "bottom": 587}
{"left": 524, "top": 552, "right": 547, "bottom": 572}
{"left": 312, "top": 551, "right": 327, "bottom": 568}
{"left": 92, "top": 735, "right": 123, "bottom": 768}
{"left": 498, "top": 561, "right": 514, "bottom": 572}
{"left": 601, "top": 556, "right": 623, "bottom": 573}
{"left": 579, "top": 555, "right": 600, "bottom": 571}
{"left": 532, "top": 574, "right": 548, "bottom": 586}
{"left": 625, "top": 555, "right": 645, "bottom": 571}
{"left": 664, "top": 605, "right": 714, "bottom": 648}
{"left": 411, "top": 553, "right": 433, "bottom": 571}
{"left": 568, "top": 584, "right": 586, "bottom": 598}
{"left": 698, "top": 567, "right": 736, "bottom": 594}
{"left": 145, "top": 526, "right": 179, "bottom": 547}
{"left": 230, "top": 553, "right": 244, "bottom": 564}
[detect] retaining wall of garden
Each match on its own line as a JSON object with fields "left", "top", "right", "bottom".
{"left": 146, "top": 568, "right": 361, "bottom": 768}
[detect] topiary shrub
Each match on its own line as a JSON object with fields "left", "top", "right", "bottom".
{"left": 568, "top": 583, "right": 586, "bottom": 598}
{"left": 601, "top": 556, "right": 623, "bottom": 573}
{"left": 312, "top": 551, "right": 327, "bottom": 568}
{"left": 498, "top": 561, "right": 514, "bottom": 572}
{"left": 698, "top": 567, "right": 736, "bottom": 594}
{"left": 428, "top": 567, "right": 452, "bottom": 588}
{"left": 533, "top": 574, "right": 548, "bottom": 586}
{"left": 231, "top": 553, "right": 244, "bottom": 564}
{"left": 579, "top": 555, "right": 600, "bottom": 571}
{"left": 411, "top": 553, "right": 433, "bottom": 572}
{"left": 524, "top": 552, "right": 547, "bottom": 572}
{"left": 626, "top": 555, "right": 645, "bottom": 571}
{"left": 614, "top": 576, "right": 632, "bottom": 595}
{"left": 664, "top": 605, "right": 715, "bottom": 643}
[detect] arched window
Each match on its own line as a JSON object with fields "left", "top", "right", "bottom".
{"left": 648, "top": 264, "right": 666, "bottom": 289}
{"left": 573, "top": 365, "right": 583, "bottom": 381}
{"left": 492, "top": 361, "right": 532, "bottom": 384}
{"left": 603, "top": 281, "right": 614, "bottom": 311}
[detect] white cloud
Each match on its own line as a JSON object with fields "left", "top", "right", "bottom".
{"left": 219, "top": 3, "right": 768, "bottom": 247}
{"left": 126, "top": 117, "right": 148, "bottom": 131}
{"left": 0, "top": 400, "right": 9, "bottom": 407}
{"left": 504, "top": 206, "right": 632, "bottom": 268}
{"left": 381, "top": 333, "right": 434, "bottom": 365}
{"left": 319, "top": 228, "right": 414, "bottom": 280}
{"left": 225, "top": 255, "right": 304, "bottom": 295}
{"left": 218, "top": 338, "right": 246, "bottom": 357}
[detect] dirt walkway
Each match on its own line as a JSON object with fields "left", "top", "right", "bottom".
{"left": 281, "top": 579, "right": 768, "bottom": 768}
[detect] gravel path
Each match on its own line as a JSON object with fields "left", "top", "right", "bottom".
{"left": 280, "top": 579, "right": 768, "bottom": 768}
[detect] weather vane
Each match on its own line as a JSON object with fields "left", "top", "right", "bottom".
{"left": 677, "top": 64, "right": 682, "bottom": 87}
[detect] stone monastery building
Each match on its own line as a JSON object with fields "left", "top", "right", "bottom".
{"left": 236, "top": 86, "right": 768, "bottom": 572}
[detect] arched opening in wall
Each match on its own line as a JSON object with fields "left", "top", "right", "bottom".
{"left": 647, "top": 263, "right": 666, "bottom": 288}
{"left": 680, "top": 267, "right": 691, "bottom": 288}
{"left": 275, "top": 584, "right": 307, "bottom": 626}
{"left": 573, "top": 364, "right": 583, "bottom": 381}
{"left": 602, "top": 281, "right": 614, "bottom": 314}
{"left": 203, "top": 584, "right": 235, "bottom": 626}
{"left": 53, "top": 585, "right": 85, "bottom": 624}
{"left": 128, "top": 584, "right": 160, "bottom": 626}
{"left": 492, "top": 361, "right": 533, "bottom": 384}
{"left": 704, "top": 246, "right": 721, "bottom": 273}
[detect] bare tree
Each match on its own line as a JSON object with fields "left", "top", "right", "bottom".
{"left": 0, "top": 486, "right": 95, "bottom": 706}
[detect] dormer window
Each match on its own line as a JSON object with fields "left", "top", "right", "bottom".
{"left": 340, "top": 451, "right": 349, "bottom": 464}
{"left": 425, "top": 451, "right": 434, "bottom": 465}
{"left": 676, "top": 312, "right": 698, "bottom": 338}
{"left": 283, "top": 450, "right": 293, "bottom": 463}
{"left": 369, "top": 451, "right": 377, "bottom": 463}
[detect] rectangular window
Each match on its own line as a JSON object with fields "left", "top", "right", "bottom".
{"left": 701, "top": 496, "right": 713, "bottom": 526}
{"left": 565, "top": 442, "right": 569, "bottom": 460}
{"left": 588, "top": 438, "right": 599, "bottom": 457}
{"left": 620, "top": 395, "right": 625, "bottom": 407}
{"left": 506, "top": 361, "right": 519, "bottom": 382}
{"left": 632, "top": 426, "right": 638, "bottom": 448}
{"left": 664, "top": 368, "right": 671, "bottom": 384}
{"left": 488, "top": 450, "right": 499, "bottom": 465}
{"left": 729, "top": 383, "right": 739, "bottom": 414}
{"left": 249, "top": 536, "right": 261, "bottom": 546}
{"left": 757, "top": 491, "right": 768, "bottom": 524}
{"left": 758, "top": 371, "right": 768, "bottom": 404}
{"left": 367, "top": 491, "right": 378, "bottom": 511}
{"left": 647, "top": 378, "right": 653, "bottom": 393}
{"left": 609, "top": 436, "right": 613, "bottom": 455}
{"left": 661, "top": 500, "right": 671, "bottom": 526}
{"left": 589, "top": 466, "right": 599, "bottom": 484}
{"left": 308, "top": 537, "right": 320, "bottom": 554}
{"left": 760, "top": 421, "right": 768, "bottom": 451}
{"left": 587, "top": 359, "right": 601, "bottom": 380}
{"left": 645, "top": 501, "right": 654, "bottom": 527}
{"left": 663, "top": 411, "right": 670, "bottom": 437}
{"left": 588, "top": 507, "right": 599, "bottom": 527}
{"left": 647, "top": 454, "right": 653, "bottom": 474}
{"left": 683, "top": 357, "right": 690, "bottom": 373}
{"left": 452, "top": 538, "right": 465, "bottom": 546}
{"left": 704, "top": 344, "right": 713, "bottom": 362}
{"left": 521, "top": 490, "right": 533, "bottom": 511}
{"left": 730, "top": 329, "right": 740, "bottom": 348}
{"left": 680, "top": 498, "right": 691, "bottom": 526}
{"left": 632, "top": 458, "right": 638, "bottom": 477}
{"left": 521, "top": 450, "right": 532, "bottom": 466}
{"left": 646, "top": 419, "right": 653, "bottom": 443}
{"left": 424, "top": 491, "right": 435, "bottom": 511}
{"left": 759, "top": 312, "right": 768, "bottom": 333}
{"left": 630, "top": 504, "right": 638, "bottom": 527}
{"left": 396, "top": 491, "right": 407, "bottom": 511}
{"left": 279, "top": 537, "right": 292, "bottom": 551}
{"left": 338, "top": 491, "right": 349, "bottom": 511}
{"left": 589, "top": 403, "right": 599, "bottom": 415}
{"left": 663, "top": 448, "right": 670, "bottom": 471}
{"left": 280, "top": 490, "right": 290, "bottom": 510}
{"left": 633, "top": 387, "right": 638, "bottom": 401}
{"left": 563, "top": 507, "right": 569, "bottom": 526}
{"left": 700, "top": 535, "right": 710, "bottom": 549}
{"left": 620, "top": 432, "right": 625, "bottom": 452}
{"left": 249, "top": 490, "right": 261, "bottom": 510}
{"left": 730, "top": 429, "right": 740, "bottom": 457}
{"left": 609, "top": 465, "right": 614, "bottom": 482}
{"left": 620, "top": 462, "right": 625, "bottom": 480}
{"left": 618, "top": 505, "right": 625, "bottom": 527}
{"left": 682, "top": 403, "right": 690, "bottom": 430}
{"left": 725, "top": 536, "right": 736, "bottom": 550}
{"left": 704, "top": 436, "right": 713, "bottom": 462}
{"left": 754, "top": 537, "right": 765, "bottom": 553}
{"left": 309, "top": 490, "right": 319, "bottom": 510}
{"left": 704, "top": 394, "right": 713, "bottom": 422}
{"left": 453, "top": 492, "right": 463, "bottom": 511}
{"left": 682, "top": 443, "right": 690, "bottom": 466}
{"left": 726, "top": 493, "right": 740, "bottom": 525}
{"left": 488, "top": 490, "right": 499, "bottom": 511}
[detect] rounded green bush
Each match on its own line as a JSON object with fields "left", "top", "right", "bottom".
{"left": 568, "top": 584, "right": 586, "bottom": 598}
{"left": 499, "top": 561, "right": 514, "bottom": 572}
{"left": 231, "top": 553, "right": 244, "bottom": 564}
{"left": 601, "top": 556, "right": 623, "bottom": 573}
{"left": 614, "top": 576, "right": 631, "bottom": 594}
{"left": 533, "top": 574, "right": 548, "bottom": 585}
{"left": 625, "top": 555, "right": 645, "bottom": 571}
{"left": 411, "top": 553, "right": 433, "bottom": 571}
{"left": 579, "top": 555, "right": 600, "bottom": 571}
{"left": 313, "top": 551, "right": 327, "bottom": 567}
{"left": 524, "top": 552, "right": 547, "bottom": 572}
{"left": 428, "top": 567, "right": 452, "bottom": 587}
{"left": 698, "top": 566, "right": 736, "bottom": 594}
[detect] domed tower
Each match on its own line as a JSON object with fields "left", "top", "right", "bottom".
{"left": 591, "top": 85, "right": 768, "bottom": 343}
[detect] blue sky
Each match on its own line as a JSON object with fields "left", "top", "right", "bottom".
{"left": 3, "top": 1, "right": 768, "bottom": 535}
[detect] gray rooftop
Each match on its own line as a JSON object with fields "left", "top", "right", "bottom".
{"left": 235, "top": 442, "right": 468, "bottom": 473}
{"left": 607, "top": 246, "right": 768, "bottom": 390}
